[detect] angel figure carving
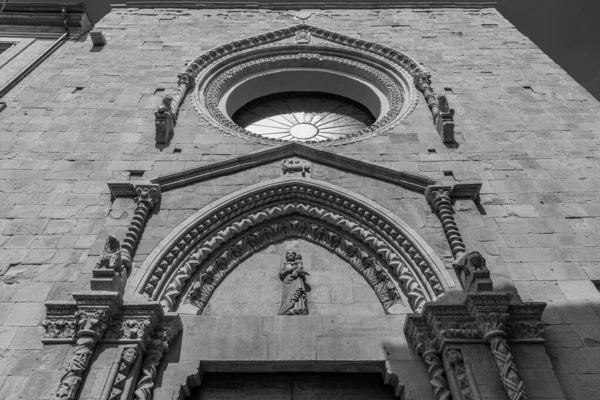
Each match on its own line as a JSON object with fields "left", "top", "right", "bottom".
{"left": 277, "top": 251, "right": 309, "bottom": 315}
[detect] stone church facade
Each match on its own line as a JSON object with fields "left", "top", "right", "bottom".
{"left": 0, "top": 1, "right": 599, "bottom": 399}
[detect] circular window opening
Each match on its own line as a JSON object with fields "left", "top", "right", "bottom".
{"left": 231, "top": 92, "right": 376, "bottom": 142}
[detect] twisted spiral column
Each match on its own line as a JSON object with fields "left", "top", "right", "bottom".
{"left": 133, "top": 348, "right": 163, "bottom": 400}
{"left": 416, "top": 73, "right": 440, "bottom": 119}
{"left": 488, "top": 335, "right": 529, "bottom": 400}
{"left": 170, "top": 72, "right": 194, "bottom": 118}
{"left": 475, "top": 310, "right": 529, "bottom": 400}
{"left": 426, "top": 186, "right": 466, "bottom": 259}
{"left": 415, "top": 73, "right": 455, "bottom": 143}
{"left": 121, "top": 185, "right": 160, "bottom": 271}
{"left": 423, "top": 349, "right": 453, "bottom": 400}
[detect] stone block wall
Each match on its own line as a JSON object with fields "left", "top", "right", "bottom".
{"left": 0, "top": 5, "right": 599, "bottom": 399}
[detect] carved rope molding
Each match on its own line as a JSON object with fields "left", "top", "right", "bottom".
{"left": 137, "top": 179, "right": 451, "bottom": 307}
{"left": 121, "top": 185, "right": 161, "bottom": 270}
{"left": 157, "top": 203, "right": 434, "bottom": 313}
{"left": 183, "top": 218, "right": 407, "bottom": 313}
{"left": 156, "top": 23, "right": 454, "bottom": 144}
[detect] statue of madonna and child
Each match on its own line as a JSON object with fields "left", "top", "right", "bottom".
{"left": 277, "top": 250, "right": 309, "bottom": 315}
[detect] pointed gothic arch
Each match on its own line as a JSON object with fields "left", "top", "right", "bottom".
{"left": 135, "top": 178, "right": 454, "bottom": 314}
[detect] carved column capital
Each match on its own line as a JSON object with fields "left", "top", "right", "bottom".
{"left": 506, "top": 303, "right": 546, "bottom": 341}
{"left": 177, "top": 72, "right": 195, "bottom": 87}
{"left": 72, "top": 292, "right": 122, "bottom": 339}
{"left": 134, "top": 184, "right": 161, "bottom": 207}
{"left": 42, "top": 302, "right": 80, "bottom": 342}
{"left": 425, "top": 185, "right": 453, "bottom": 210}
{"left": 104, "top": 303, "right": 164, "bottom": 348}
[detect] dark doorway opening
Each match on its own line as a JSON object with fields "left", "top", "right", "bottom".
{"left": 187, "top": 372, "right": 398, "bottom": 399}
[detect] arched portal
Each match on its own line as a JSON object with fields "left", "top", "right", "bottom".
{"left": 135, "top": 178, "right": 453, "bottom": 314}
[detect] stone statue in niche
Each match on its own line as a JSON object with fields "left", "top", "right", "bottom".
{"left": 277, "top": 251, "right": 309, "bottom": 315}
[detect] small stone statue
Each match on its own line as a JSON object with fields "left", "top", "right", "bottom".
{"left": 453, "top": 251, "right": 492, "bottom": 292}
{"left": 281, "top": 158, "right": 311, "bottom": 177}
{"left": 96, "top": 235, "right": 123, "bottom": 272}
{"left": 277, "top": 250, "right": 309, "bottom": 315}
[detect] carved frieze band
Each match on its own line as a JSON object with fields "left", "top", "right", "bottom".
{"left": 156, "top": 23, "right": 453, "bottom": 144}
{"left": 139, "top": 183, "right": 447, "bottom": 313}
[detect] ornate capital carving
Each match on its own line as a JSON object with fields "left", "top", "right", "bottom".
{"left": 134, "top": 184, "right": 161, "bottom": 207}
{"left": 72, "top": 292, "right": 122, "bottom": 339}
{"left": 475, "top": 312, "right": 509, "bottom": 341}
{"left": 177, "top": 72, "right": 194, "bottom": 88}
{"left": 104, "top": 303, "right": 164, "bottom": 345}
{"left": 506, "top": 303, "right": 546, "bottom": 341}
{"left": 42, "top": 302, "right": 80, "bottom": 342}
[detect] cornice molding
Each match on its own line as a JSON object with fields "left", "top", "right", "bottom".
{"left": 108, "top": 143, "right": 438, "bottom": 196}
{"left": 113, "top": 1, "right": 497, "bottom": 10}
{"left": 0, "top": 2, "right": 92, "bottom": 37}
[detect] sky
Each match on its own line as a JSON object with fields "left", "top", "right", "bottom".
{"left": 16, "top": 0, "right": 600, "bottom": 101}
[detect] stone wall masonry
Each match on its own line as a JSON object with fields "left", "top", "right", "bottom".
{"left": 0, "top": 5, "right": 598, "bottom": 400}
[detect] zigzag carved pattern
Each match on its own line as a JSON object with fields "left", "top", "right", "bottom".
{"left": 157, "top": 203, "right": 430, "bottom": 313}
{"left": 141, "top": 184, "right": 444, "bottom": 304}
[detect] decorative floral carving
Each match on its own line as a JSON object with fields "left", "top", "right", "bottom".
{"left": 43, "top": 303, "right": 80, "bottom": 340}
{"left": 506, "top": 321, "right": 545, "bottom": 341}
{"left": 140, "top": 182, "right": 445, "bottom": 311}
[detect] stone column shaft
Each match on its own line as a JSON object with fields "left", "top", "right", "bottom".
{"left": 121, "top": 185, "right": 160, "bottom": 270}
{"left": 425, "top": 186, "right": 467, "bottom": 259}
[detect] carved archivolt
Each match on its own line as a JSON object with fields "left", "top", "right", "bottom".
{"left": 137, "top": 179, "right": 451, "bottom": 314}
{"left": 182, "top": 217, "right": 406, "bottom": 313}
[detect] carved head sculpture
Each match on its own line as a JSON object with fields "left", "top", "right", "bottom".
{"left": 446, "top": 349, "right": 463, "bottom": 366}
{"left": 54, "top": 375, "right": 80, "bottom": 399}
{"left": 458, "top": 251, "right": 487, "bottom": 273}
{"left": 286, "top": 250, "right": 297, "bottom": 262}
{"left": 121, "top": 347, "right": 139, "bottom": 366}
{"left": 104, "top": 235, "right": 120, "bottom": 253}
{"left": 68, "top": 346, "right": 92, "bottom": 372}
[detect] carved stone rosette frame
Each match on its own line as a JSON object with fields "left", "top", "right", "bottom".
{"left": 155, "top": 23, "right": 455, "bottom": 146}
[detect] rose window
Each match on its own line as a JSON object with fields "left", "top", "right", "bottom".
{"left": 231, "top": 92, "right": 376, "bottom": 142}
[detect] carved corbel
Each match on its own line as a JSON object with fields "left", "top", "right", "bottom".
{"left": 415, "top": 72, "right": 455, "bottom": 143}
{"left": 405, "top": 316, "right": 453, "bottom": 400}
{"left": 52, "top": 292, "right": 121, "bottom": 400}
{"left": 467, "top": 294, "right": 530, "bottom": 400}
{"left": 133, "top": 315, "right": 182, "bottom": 400}
{"left": 155, "top": 72, "right": 195, "bottom": 144}
{"left": 121, "top": 185, "right": 161, "bottom": 271}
